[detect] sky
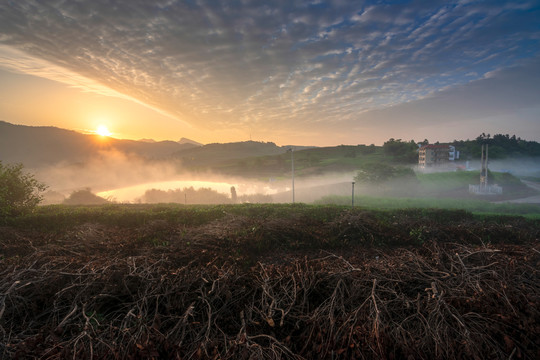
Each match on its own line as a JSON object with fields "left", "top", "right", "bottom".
{"left": 0, "top": 0, "right": 539, "bottom": 146}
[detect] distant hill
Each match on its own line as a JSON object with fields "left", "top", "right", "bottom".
{"left": 0, "top": 121, "right": 310, "bottom": 171}
{"left": 178, "top": 137, "right": 203, "bottom": 146}
{"left": 0, "top": 121, "right": 197, "bottom": 168}
{"left": 212, "top": 144, "right": 384, "bottom": 178}
{"left": 4, "top": 120, "right": 538, "bottom": 182}
{"left": 172, "top": 141, "right": 313, "bottom": 169}
{"left": 0, "top": 120, "right": 383, "bottom": 180}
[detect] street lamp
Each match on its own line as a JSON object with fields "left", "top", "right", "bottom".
{"left": 288, "top": 148, "right": 295, "bottom": 203}
{"left": 352, "top": 181, "right": 355, "bottom": 207}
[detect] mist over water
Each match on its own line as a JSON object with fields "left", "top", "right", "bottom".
{"left": 29, "top": 143, "right": 540, "bottom": 205}
{"left": 94, "top": 172, "right": 361, "bottom": 204}
{"left": 30, "top": 149, "right": 285, "bottom": 203}
{"left": 33, "top": 149, "right": 179, "bottom": 194}
{"left": 33, "top": 149, "right": 362, "bottom": 204}
{"left": 97, "top": 179, "right": 279, "bottom": 203}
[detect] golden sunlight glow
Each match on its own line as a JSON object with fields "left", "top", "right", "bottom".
{"left": 96, "top": 124, "right": 112, "bottom": 137}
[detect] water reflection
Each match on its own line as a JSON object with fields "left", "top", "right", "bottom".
{"left": 97, "top": 180, "right": 277, "bottom": 203}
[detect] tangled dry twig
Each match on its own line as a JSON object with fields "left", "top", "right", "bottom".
{"left": 0, "top": 214, "right": 539, "bottom": 359}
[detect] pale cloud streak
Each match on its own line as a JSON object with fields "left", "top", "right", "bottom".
{"left": 0, "top": 0, "right": 539, "bottom": 144}
{"left": 0, "top": 44, "right": 191, "bottom": 128}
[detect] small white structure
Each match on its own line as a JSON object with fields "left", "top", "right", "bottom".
{"left": 469, "top": 183, "right": 503, "bottom": 195}
{"left": 448, "top": 145, "right": 460, "bottom": 161}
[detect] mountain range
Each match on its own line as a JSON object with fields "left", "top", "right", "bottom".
{"left": 0, "top": 121, "right": 307, "bottom": 169}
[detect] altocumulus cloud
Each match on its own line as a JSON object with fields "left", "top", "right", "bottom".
{"left": 0, "top": 0, "right": 539, "bottom": 142}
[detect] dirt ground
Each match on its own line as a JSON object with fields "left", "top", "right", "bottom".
{"left": 1, "top": 212, "right": 539, "bottom": 359}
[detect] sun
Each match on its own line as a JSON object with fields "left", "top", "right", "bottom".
{"left": 96, "top": 125, "right": 112, "bottom": 137}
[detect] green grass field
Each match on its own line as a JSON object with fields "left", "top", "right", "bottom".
{"left": 9, "top": 201, "right": 540, "bottom": 233}
{"left": 313, "top": 170, "right": 539, "bottom": 217}
{"left": 315, "top": 195, "right": 540, "bottom": 218}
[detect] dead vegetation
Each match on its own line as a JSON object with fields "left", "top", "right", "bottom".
{"left": 0, "top": 208, "right": 539, "bottom": 359}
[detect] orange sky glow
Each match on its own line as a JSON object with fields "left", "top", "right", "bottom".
{"left": 1, "top": 2, "right": 539, "bottom": 146}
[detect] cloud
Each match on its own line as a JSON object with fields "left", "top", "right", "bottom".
{"left": 0, "top": 0, "right": 539, "bottom": 141}
{"left": 348, "top": 58, "right": 540, "bottom": 143}
{"left": 0, "top": 44, "right": 191, "bottom": 127}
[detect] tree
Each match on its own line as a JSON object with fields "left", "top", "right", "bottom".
{"left": 354, "top": 162, "right": 397, "bottom": 184}
{"left": 63, "top": 188, "right": 109, "bottom": 205}
{"left": 0, "top": 161, "right": 47, "bottom": 218}
{"left": 354, "top": 162, "right": 417, "bottom": 185}
{"left": 382, "top": 138, "right": 418, "bottom": 163}
{"left": 456, "top": 133, "right": 540, "bottom": 159}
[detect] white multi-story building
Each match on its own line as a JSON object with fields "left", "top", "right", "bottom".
{"left": 418, "top": 144, "right": 460, "bottom": 169}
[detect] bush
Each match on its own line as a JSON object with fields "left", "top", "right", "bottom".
{"left": 354, "top": 162, "right": 417, "bottom": 185}
{"left": 0, "top": 161, "right": 47, "bottom": 219}
{"left": 63, "top": 188, "right": 109, "bottom": 205}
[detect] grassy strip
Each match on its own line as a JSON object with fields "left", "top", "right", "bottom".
{"left": 416, "top": 170, "right": 523, "bottom": 189}
{"left": 8, "top": 203, "right": 228, "bottom": 230}
{"left": 7, "top": 204, "right": 539, "bottom": 249}
{"left": 315, "top": 195, "right": 540, "bottom": 217}
{"left": 8, "top": 203, "right": 340, "bottom": 231}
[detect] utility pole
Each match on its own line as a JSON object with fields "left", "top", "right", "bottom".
{"left": 290, "top": 148, "right": 295, "bottom": 203}
{"left": 480, "top": 144, "right": 489, "bottom": 192}
{"left": 352, "top": 181, "right": 355, "bottom": 207}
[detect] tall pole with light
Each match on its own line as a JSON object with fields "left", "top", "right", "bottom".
{"left": 352, "top": 181, "right": 355, "bottom": 207}
{"left": 290, "top": 148, "right": 295, "bottom": 203}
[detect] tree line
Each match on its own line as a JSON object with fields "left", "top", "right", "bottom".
{"left": 382, "top": 134, "right": 540, "bottom": 164}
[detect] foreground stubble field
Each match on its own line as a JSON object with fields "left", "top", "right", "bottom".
{"left": 1, "top": 204, "right": 539, "bottom": 359}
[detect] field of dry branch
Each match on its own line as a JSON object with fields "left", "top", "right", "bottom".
{"left": 1, "top": 205, "right": 539, "bottom": 359}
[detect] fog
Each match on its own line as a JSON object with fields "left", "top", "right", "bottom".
{"left": 96, "top": 179, "right": 279, "bottom": 203}
{"left": 94, "top": 171, "right": 393, "bottom": 204}
{"left": 35, "top": 154, "right": 281, "bottom": 204}
{"left": 34, "top": 148, "right": 363, "bottom": 204}
{"left": 482, "top": 158, "right": 540, "bottom": 178}
{"left": 32, "top": 146, "right": 540, "bottom": 205}
{"left": 26, "top": 148, "right": 383, "bottom": 203}
{"left": 34, "top": 149, "right": 179, "bottom": 194}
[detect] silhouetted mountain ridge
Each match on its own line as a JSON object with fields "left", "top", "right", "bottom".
{"left": 0, "top": 121, "right": 311, "bottom": 169}
{"left": 0, "top": 121, "right": 197, "bottom": 168}
{"left": 178, "top": 137, "right": 203, "bottom": 146}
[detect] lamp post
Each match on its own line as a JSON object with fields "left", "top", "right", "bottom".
{"left": 352, "top": 181, "right": 355, "bottom": 207}
{"left": 290, "top": 148, "right": 295, "bottom": 203}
